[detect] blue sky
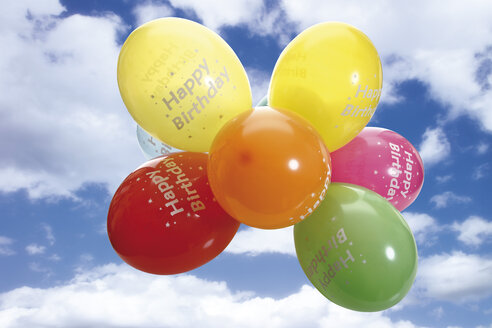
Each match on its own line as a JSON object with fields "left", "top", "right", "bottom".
{"left": 0, "top": 0, "right": 492, "bottom": 327}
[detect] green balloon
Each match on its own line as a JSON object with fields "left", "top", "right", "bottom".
{"left": 256, "top": 95, "right": 268, "bottom": 107}
{"left": 294, "top": 183, "right": 418, "bottom": 312}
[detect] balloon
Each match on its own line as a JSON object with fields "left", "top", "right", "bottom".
{"left": 118, "top": 18, "right": 252, "bottom": 152}
{"left": 107, "top": 152, "right": 240, "bottom": 275}
{"left": 208, "top": 106, "right": 332, "bottom": 229}
{"left": 269, "top": 22, "right": 382, "bottom": 152}
{"left": 136, "top": 124, "right": 182, "bottom": 160}
{"left": 256, "top": 95, "right": 268, "bottom": 106}
{"left": 294, "top": 183, "right": 418, "bottom": 312}
{"left": 331, "top": 127, "right": 424, "bottom": 211}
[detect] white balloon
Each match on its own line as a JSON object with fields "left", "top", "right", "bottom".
{"left": 136, "top": 125, "right": 182, "bottom": 159}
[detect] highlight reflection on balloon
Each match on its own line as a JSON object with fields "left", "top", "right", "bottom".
{"left": 208, "top": 106, "right": 332, "bottom": 229}
{"left": 294, "top": 183, "right": 418, "bottom": 312}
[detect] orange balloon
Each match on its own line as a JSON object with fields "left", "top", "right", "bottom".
{"left": 208, "top": 106, "right": 332, "bottom": 229}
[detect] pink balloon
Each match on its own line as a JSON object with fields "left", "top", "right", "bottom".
{"left": 331, "top": 127, "right": 424, "bottom": 211}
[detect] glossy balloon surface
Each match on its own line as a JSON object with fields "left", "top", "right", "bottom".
{"left": 331, "top": 127, "right": 424, "bottom": 211}
{"left": 107, "top": 152, "right": 240, "bottom": 275}
{"left": 294, "top": 183, "right": 418, "bottom": 312}
{"left": 136, "top": 124, "right": 182, "bottom": 160}
{"left": 269, "top": 22, "right": 382, "bottom": 151}
{"left": 208, "top": 107, "right": 332, "bottom": 229}
{"left": 118, "top": 18, "right": 252, "bottom": 152}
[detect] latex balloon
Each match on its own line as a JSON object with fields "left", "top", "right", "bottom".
{"left": 294, "top": 183, "right": 418, "bottom": 312}
{"left": 331, "top": 127, "right": 424, "bottom": 211}
{"left": 208, "top": 106, "right": 332, "bottom": 229}
{"left": 256, "top": 95, "right": 268, "bottom": 106}
{"left": 136, "top": 124, "right": 182, "bottom": 160}
{"left": 269, "top": 22, "right": 382, "bottom": 152}
{"left": 107, "top": 152, "right": 240, "bottom": 275}
{"left": 118, "top": 18, "right": 252, "bottom": 152}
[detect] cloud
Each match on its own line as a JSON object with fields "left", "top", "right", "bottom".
{"left": 415, "top": 251, "right": 492, "bottom": 303}
{"left": 430, "top": 191, "right": 472, "bottom": 209}
{"left": 0, "top": 1, "right": 144, "bottom": 199}
{"left": 133, "top": 2, "right": 174, "bottom": 26}
{"left": 41, "top": 224, "right": 55, "bottom": 246}
{"left": 0, "top": 0, "right": 65, "bottom": 32}
{"left": 418, "top": 127, "right": 451, "bottom": 167}
{"left": 0, "top": 263, "right": 424, "bottom": 328}
{"left": 430, "top": 306, "right": 444, "bottom": 319}
{"left": 28, "top": 262, "right": 52, "bottom": 277}
{"left": 477, "top": 143, "right": 489, "bottom": 155}
{"left": 133, "top": 1, "right": 296, "bottom": 45}
{"left": 165, "top": 0, "right": 265, "bottom": 31}
{"left": 452, "top": 216, "right": 492, "bottom": 247}
{"left": 0, "top": 236, "right": 15, "bottom": 256}
{"left": 47, "top": 254, "right": 61, "bottom": 262}
{"left": 225, "top": 226, "right": 295, "bottom": 256}
{"left": 435, "top": 175, "right": 452, "bottom": 183}
{"left": 25, "top": 244, "right": 46, "bottom": 255}
{"left": 473, "top": 163, "right": 489, "bottom": 180}
{"left": 402, "top": 212, "right": 440, "bottom": 245}
{"left": 25, "top": 225, "right": 55, "bottom": 256}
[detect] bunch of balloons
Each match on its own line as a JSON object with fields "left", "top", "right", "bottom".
{"left": 108, "top": 17, "right": 424, "bottom": 312}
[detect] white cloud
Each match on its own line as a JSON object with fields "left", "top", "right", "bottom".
{"left": 75, "top": 253, "right": 96, "bottom": 272}
{"left": 473, "top": 163, "right": 489, "bottom": 180}
{"left": 47, "top": 254, "right": 61, "bottom": 262}
{"left": 402, "top": 212, "right": 440, "bottom": 245}
{"left": 226, "top": 226, "right": 295, "bottom": 256}
{"left": 430, "top": 191, "right": 472, "bottom": 209}
{"left": 0, "top": 0, "right": 65, "bottom": 32}
{"left": 133, "top": 2, "right": 174, "bottom": 26}
{"left": 0, "top": 1, "right": 144, "bottom": 199}
{"left": 418, "top": 127, "right": 451, "bottom": 167}
{"left": 477, "top": 143, "right": 489, "bottom": 155}
{"left": 132, "top": 1, "right": 295, "bottom": 50}
{"left": 25, "top": 244, "right": 46, "bottom": 255}
{"left": 28, "top": 262, "right": 52, "bottom": 277}
{"left": 166, "top": 0, "right": 265, "bottom": 31}
{"left": 0, "top": 263, "right": 424, "bottom": 328}
{"left": 41, "top": 224, "right": 55, "bottom": 246}
{"left": 415, "top": 251, "right": 492, "bottom": 303}
{"left": 435, "top": 175, "right": 452, "bottom": 183}
{"left": 430, "top": 306, "right": 444, "bottom": 319}
{"left": 452, "top": 216, "right": 492, "bottom": 247}
{"left": 0, "top": 236, "right": 15, "bottom": 256}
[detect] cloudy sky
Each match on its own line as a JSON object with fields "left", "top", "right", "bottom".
{"left": 1, "top": 0, "right": 492, "bottom": 327}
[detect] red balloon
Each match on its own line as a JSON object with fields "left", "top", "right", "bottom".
{"left": 107, "top": 152, "right": 240, "bottom": 275}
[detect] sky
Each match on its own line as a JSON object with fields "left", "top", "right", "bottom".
{"left": 0, "top": 0, "right": 492, "bottom": 327}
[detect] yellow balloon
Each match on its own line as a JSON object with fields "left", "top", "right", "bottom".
{"left": 117, "top": 18, "right": 252, "bottom": 152}
{"left": 269, "top": 22, "right": 382, "bottom": 152}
